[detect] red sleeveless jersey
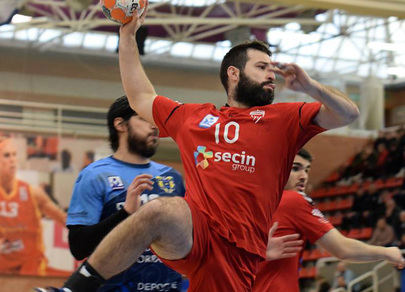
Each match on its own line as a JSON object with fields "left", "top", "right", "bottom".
{"left": 153, "top": 96, "right": 325, "bottom": 258}
{"left": 0, "top": 180, "right": 46, "bottom": 274}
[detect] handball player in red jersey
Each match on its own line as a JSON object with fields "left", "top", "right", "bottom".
{"left": 253, "top": 149, "right": 405, "bottom": 292}
{"left": 37, "top": 1, "right": 364, "bottom": 291}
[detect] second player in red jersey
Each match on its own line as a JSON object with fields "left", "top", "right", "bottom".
{"left": 253, "top": 149, "right": 405, "bottom": 292}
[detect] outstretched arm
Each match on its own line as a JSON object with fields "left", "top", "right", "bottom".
{"left": 119, "top": 1, "right": 156, "bottom": 125}
{"left": 317, "top": 228, "right": 405, "bottom": 268}
{"left": 33, "top": 186, "right": 66, "bottom": 226}
{"left": 272, "top": 62, "right": 360, "bottom": 129}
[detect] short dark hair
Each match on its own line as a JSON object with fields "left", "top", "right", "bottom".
{"left": 219, "top": 40, "right": 272, "bottom": 93}
{"left": 297, "top": 148, "right": 312, "bottom": 162}
{"left": 107, "top": 96, "right": 137, "bottom": 152}
{"left": 85, "top": 150, "right": 95, "bottom": 161}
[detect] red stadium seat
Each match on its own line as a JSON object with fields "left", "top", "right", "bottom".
{"left": 375, "top": 179, "right": 385, "bottom": 189}
{"left": 359, "top": 227, "right": 373, "bottom": 239}
{"left": 310, "top": 189, "right": 325, "bottom": 199}
{"left": 385, "top": 177, "right": 404, "bottom": 188}
{"left": 328, "top": 215, "right": 342, "bottom": 226}
{"left": 302, "top": 250, "right": 311, "bottom": 261}
{"left": 347, "top": 227, "right": 373, "bottom": 239}
{"left": 316, "top": 201, "right": 330, "bottom": 212}
{"left": 309, "top": 249, "right": 330, "bottom": 260}
{"left": 299, "top": 267, "right": 317, "bottom": 279}
{"left": 347, "top": 183, "right": 359, "bottom": 193}
{"left": 335, "top": 197, "right": 353, "bottom": 210}
{"left": 347, "top": 228, "right": 361, "bottom": 239}
{"left": 362, "top": 180, "right": 371, "bottom": 189}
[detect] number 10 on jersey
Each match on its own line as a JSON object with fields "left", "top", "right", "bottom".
{"left": 215, "top": 122, "right": 240, "bottom": 144}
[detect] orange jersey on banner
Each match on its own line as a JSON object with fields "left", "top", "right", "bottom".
{"left": 0, "top": 180, "right": 46, "bottom": 275}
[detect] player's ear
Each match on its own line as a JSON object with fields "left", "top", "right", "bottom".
{"left": 227, "top": 66, "right": 240, "bottom": 83}
{"left": 114, "top": 117, "right": 127, "bottom": 132}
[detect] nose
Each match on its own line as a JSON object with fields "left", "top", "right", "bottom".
{"left": 150, "top": 124, "right": 159, "bottom": 135}
{"left": 266, "top": 68, "right": 276, "bottom": 81}
{"left": 299, "top": 170, "right": 308, "bottom": 182}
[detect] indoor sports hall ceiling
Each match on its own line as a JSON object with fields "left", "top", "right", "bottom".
{"left": 1, "top": 0, "right": 405, "bottom": 81}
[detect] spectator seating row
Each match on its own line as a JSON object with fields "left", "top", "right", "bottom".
{"left": 311, "top": 177, "right": 404, "bottom": 199}
{"left": 316, "top": 197, "right": 353, "bottom": 212}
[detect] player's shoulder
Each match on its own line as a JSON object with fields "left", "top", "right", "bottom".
{"left": 157, "top": 95, "right": 217, "bottom": 112}
{"left": 282, "top": 190, "right": 314, "bottom": 205}
{"left": 77, "top": 156, "right": 117, "bottom": 178}
{"left": 169, "top": 101, "right": 219, "bottom": 124}
{"left": 184, "top": 102, "right": 218, "bottom": 116}
{"left": 16, "top": 179, "right": 30, "bottom": 188}
{"left": 150, "top": 161, "right": 182, "bottom": 177}
{"left": 269, "top": 101, "right": 306, "bottom": 111}
{"left": 83, "top": 156, "right": 114, "bottom": 170}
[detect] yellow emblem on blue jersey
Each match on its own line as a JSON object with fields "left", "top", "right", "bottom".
{"left": 155, "top": 176, "right": 176, "bottom": 193}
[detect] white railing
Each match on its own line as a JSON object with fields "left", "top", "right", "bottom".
{"left": 347, "top": 261, "right": 396, "bottom": 292}
{"left": 0, "top": 98, "right": 108, "bottom": 138}
{"left": 346, "top": 269, "right": 377, "bottom": 292}
{"left": 316, "top": 257, "right": 398, "bottom": 292}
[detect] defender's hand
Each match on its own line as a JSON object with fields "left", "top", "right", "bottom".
{"left": 124, "top": 174, "right": 153, "bottom": 214}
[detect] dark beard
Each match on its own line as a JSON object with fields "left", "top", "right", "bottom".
{"left": 127, "top": 127, "right": 158, "bottom": 158}
{"left": 234, "top": 72, "right": 274, "bottom": 107}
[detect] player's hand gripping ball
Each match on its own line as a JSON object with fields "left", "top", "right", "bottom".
{"left": 101, "top": 0, "right": 146, "bottom": 24}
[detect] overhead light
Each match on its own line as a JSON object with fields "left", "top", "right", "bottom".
{"left": 368, "top": 41, "right": 403, "bottom": 52}
{"left": 315, "top": 12, "right": 328, "bottom": 22}
{"left": 284, "top": 22, "right": 301, "bottom": 31}
{"left": 387, "top": 67, "right": 405, "bottom": 77}
{"left": 11, "top": 14, "right": 32, "bottom": 24}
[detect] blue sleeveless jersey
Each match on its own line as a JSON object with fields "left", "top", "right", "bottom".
{"left": 67, "top": 156, "right": 185, "bottom": 292}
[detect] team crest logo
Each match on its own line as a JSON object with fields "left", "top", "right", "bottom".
{"left": 155, "top": 176, "right": 176, "bottom": 193}
{"left": 108, "top": 176, "right": 124, "bottom": 190}
{"left": 194, "top": 146, "right": 213, "bottom": 169}
{"left": 198, "top": 114, "right": 219, "bottom": 129}
{"left": 250, "top": 110, "right": 265, "bottom": 123}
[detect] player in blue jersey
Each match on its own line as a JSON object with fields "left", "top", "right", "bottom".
{"left": 66, "top": 96, "right": 185, "bottom": 292}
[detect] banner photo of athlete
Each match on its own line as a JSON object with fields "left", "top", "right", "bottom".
{"left": 0, "top": 133, "right": 109, "bottom": 276}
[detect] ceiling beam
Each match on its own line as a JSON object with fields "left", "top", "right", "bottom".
{"left": 241, "top": 0, "right": 405, "bottom": 18}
